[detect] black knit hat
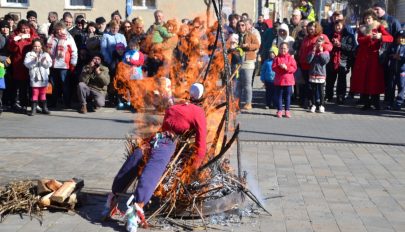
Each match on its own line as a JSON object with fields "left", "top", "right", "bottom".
{"left": 373, "top": 1, "right": 386, "bottom": 11}
{"left": 26, "top": 10, "right": 37, "bottom": 19}
{"left": 111, "top": 10, "right": 122, "bottom": 19}
{"left": 397, "top": 30, "right": 405, "bottom": 38}
{"left": 0, "top": 20, "right": 10, "bottom": 29}
{"left": 95, "top": 17, "right": 106, "bottom": 25}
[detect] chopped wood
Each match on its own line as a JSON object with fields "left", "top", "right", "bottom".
{"left": 50, "top": 180, "right": 76, "bottom": 203}
{"left": 46, "top": 179, "right": 63, "bottom": 192}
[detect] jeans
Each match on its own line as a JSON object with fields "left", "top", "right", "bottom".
{"left": 310, "top": 82, "right": 325, "bottom": 106}
{"left": 111, "top": 137, "right": 177, "bottom": 205}
{"left": 77, "top": 82, "right": 106, "bottom": 107}
{"left": 11, "top": 79, "right": 30, "bottom": 107}
{"left": 50, "top": 68, "right": 70, "bottom": 106}
{"left": 264, "top": 82, "right": 276, "bottom": 107}
{"left": 326, "top": 65, "right": 347, "bottom": 100}
{"left": 275, "top": 85, "right": 293, "bottom": 111}
{"left": 395, "top": 73, "right": 405, "bottom": 107}
{"left": 237, "top": 68, "right": 254, "bottom": 104}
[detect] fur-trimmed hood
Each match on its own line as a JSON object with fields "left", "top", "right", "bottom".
{"left": 359, "top": 20, "right": 388, "bottom": 36}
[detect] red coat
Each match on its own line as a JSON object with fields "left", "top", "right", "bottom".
{"left": 8, "top": 29, "right": 39, "bottom": 80}
{"left": 299, "top": 33, "right": 333, "bottom": 71}
{"left": 351, "top": 25, "right": 393, "bottom": 95}
{"left": 272, "top": 53, "right": 297, "bottom": 86}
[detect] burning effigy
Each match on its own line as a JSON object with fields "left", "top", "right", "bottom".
{"left": 108, "top": 0, "right": 270, "bottom": 230}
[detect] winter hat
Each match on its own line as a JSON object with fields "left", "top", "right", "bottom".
{"left": 111, "top": 10, "right": 122, "bottom": 19}
{"left": 95, "top": 17, "right": 106, "bottom": 25}
{"left": 0, "top": 20, "right": 10, "bottom": 29}
{"left": 190, "top": 83, "right": 204, "bottom": 101}
{"left": 373, "top": 1, "right": 386, "bottom": 11}
{"left": 229, "top": 33, "right": 239, "bottom": 43}
{"left": 75, "top": 15, "right": 86, "bottom": 24}
{"left": 92, "top": 52, "right": 104, "bottom": 62}
{"left": 115, "top": 42, "right": 126, "bottom": 52}
{"left": 270, "top": 46, "right": 279, "bottom": 56}
{"left": 396, "top": 30, "right": 405, "bottom": 38}
{"left": 26, "top": 10, "right": 37, "bottom": 19}
{"left": 292, "top": 9, "right": 301, "bottom": 16}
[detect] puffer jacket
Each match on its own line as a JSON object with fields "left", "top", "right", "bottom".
{"left": 273, "top": 23, "right": 295, "bottom": 54}
{"left": 299, "top": 34, "right": 333, "bottom": 70}
{"left": 272, "top": 53, "right": 297, "bottom": 86}
{"left": 47, "top": 30, "right": 78, "bottom": 70}
{"left": 23, "top": 51, "right": 52, "bottom": 87}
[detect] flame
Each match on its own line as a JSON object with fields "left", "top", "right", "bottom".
{"left": 115, "top": 11, "right": 239, "bottom": 202}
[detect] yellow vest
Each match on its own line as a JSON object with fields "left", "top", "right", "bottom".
{"left": 299, "top": 2, "right": 316, "bottom": 22}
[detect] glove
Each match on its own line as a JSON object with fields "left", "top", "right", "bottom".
{"left": 13, "top": 36, "right": 22, "bottom": 42}
{"left": 69, "top": 65, "right": 75, "bottom": 73}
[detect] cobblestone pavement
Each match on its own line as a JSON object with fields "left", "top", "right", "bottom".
{"left": 1, "top": 139, "right": 405, "bottom": 232}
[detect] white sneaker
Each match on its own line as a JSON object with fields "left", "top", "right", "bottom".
{"left": 319, "top": 105, "right": 325, "bottom": 113}
{"left": 309, "top": 105, "right": 316, "bottom": 113}
{"left": 125, "top": 206, "right": 139, "bottom": 232}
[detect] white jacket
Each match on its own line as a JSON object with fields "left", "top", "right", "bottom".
{"left": 24, "top": 51, "right": 52, "bottom": 88}
{"left": 47, "top": 30, "right": 78, "bottom": 69}
{"left": 273, "top": 23, "right": 295, "bottom": 55}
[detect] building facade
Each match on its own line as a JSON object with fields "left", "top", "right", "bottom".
{"left": 0, "top": 0, "right": 256, "bottom": 28}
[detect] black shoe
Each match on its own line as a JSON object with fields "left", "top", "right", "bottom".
{"left": 29, "top": 101, "right": 38, "bottom": 116}
{"left": 41, "top": 100, "right": 50, "bottom": 114}
{"left": 372, "top": 103, "right": 381, "bottom": 110}
{"left": 336, "top": 96, "right": 345, "bottom": 105}
{"left": 362, "top": 104, "right": 371, "bottom": 110}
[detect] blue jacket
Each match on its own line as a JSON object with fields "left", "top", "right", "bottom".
{"left": 388, "top": 43, "right": 405, "bottom": 75}
{"left": 0, "top": 63, "right": 5, "bottom": 89}
{"left": 260, "top": 58, "right": 275, "bottom": 83}
{"left": 100, "top": 32, "right": 127, "bottom": 65}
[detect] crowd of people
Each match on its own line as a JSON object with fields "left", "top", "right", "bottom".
{"left": 0, "top": 0, "right": 404, "bottom": 119}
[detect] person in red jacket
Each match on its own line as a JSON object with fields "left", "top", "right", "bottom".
{"left": 8, "top": 19, "right": 39, "bottom": 112}
{"left": 351, "top": 9, "right": 393, "bottom": 110}
{"left": 102, "top": 83, "right": 207, "bottom": 230}
{"left": 272, "top": 42, "right": 297, "bottom": 118}
{"left": 298, "top": 21, "right": 332, "bottom": 109}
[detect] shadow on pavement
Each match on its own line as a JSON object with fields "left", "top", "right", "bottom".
{"left": 240, "top": 129, "right": 405, "bottom": 146}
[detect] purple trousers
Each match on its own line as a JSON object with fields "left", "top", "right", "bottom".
{"left": 111, "top": 138, "right": 176, "bottom": 205}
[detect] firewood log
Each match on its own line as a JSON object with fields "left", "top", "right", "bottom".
{"left": 37, "top": 179, "right": 52, "bottom": 195}
{"left": 46, "top": 179, "right": 63, "bottom": 192}
{"left": 50, "top": 180, "right": 76, "bottom": 203}
{"left": 39, "top": 191, "right": 54, "bottom": 207}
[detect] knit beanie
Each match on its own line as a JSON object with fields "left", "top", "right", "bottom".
{"left": 0, "top": 20, "right": 10, "bottom": 29}
{"left": 373, "top": 1, "right": 386, "bottom": 11}
{"left": 95, "top": 17, "right": 106, "bottom": 25}
{"left": 26, "top": 10, "right": 37, "bottom": 19}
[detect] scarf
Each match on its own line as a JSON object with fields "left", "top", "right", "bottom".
{"left": 331, "top": 32, "right": 342, "bottom": 70}
{"left": 56, "top": 33, "right": 68, "bottom": 58}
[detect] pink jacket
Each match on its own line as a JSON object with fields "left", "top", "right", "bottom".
{"left": 272, "top": 53, "right": 297, "bottom": 86}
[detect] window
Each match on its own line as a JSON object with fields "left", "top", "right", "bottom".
{"left": 65, "top": 0, "right": 92, "bottom": 9}
{"left": 1, "top": 0, "right": 29, "bottom": 8}
{"left": 133, "top": 0, "right": 156, "bottom": 9}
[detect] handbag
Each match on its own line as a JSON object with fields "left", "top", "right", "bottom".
{"left": 378, "top": 42, "right": 389, "bottom": 65}
{"left": 46, "top": 82, "right": 52, "bottom": 94}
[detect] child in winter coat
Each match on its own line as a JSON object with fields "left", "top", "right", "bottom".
{"left": 24, "top": 38, "right": 52, "bottom": 116}
{"left": 123, "top": 39, "right": 145, "bottom": 80}
{"left": 389, "top": 30, "right": 405, "bottom": 110}
{"left": 307, "top": 36, "right": 330, "bottom": 113}
{"left": 272, "top": 42, "right": 297, "bottom": 118}
{"left": 260, "top": 46, "right": 278, "bottom": 109}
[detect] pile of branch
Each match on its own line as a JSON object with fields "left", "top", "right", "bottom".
{"left": 0, "top": 178, "right": 84, "bottom": 223}
{"left": 0, "top": 181, "right": 42, "bottom": 223}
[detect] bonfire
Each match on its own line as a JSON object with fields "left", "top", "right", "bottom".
{"left": 113, "top": 0, "right": 270, "bottom": 228}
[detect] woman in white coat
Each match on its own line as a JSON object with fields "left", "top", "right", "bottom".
{"left": 24, "top": 38, "right": 53, "bottom": 116}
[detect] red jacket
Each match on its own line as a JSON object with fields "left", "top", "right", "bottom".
{"left": 8, "top": 29, "right": 39, "bottom": 80}
{"left": 351, "top": 24, "right": 393, "bottom": 94}
{"left": 272, "top": 53, "right": 297, "bottom": 86}
{"left": 162, "top": 103, "right": 207, "bottom": 166}
{"left": 298, "top": 33, "right": 333, "bottom": 71}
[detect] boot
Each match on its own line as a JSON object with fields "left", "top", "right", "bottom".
{"left": 79, "top": 104, "right": 87, "bottom": 114}
{"left": 29, "top": 101, "right": 38, "bottom": 116}
{"left": 41, "top": 100, "right": 50, "bottom": 114}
